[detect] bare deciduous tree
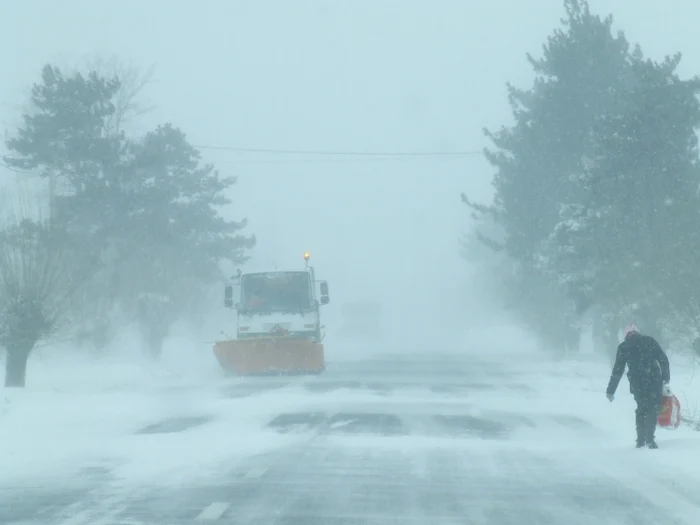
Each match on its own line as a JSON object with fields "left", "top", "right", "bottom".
{"left": 0, "top": 204, "right": 83, "bottom": 387}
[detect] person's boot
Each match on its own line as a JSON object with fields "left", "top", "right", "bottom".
{"left": 646, "top": 426, "right": 658, "bottom": 448}
{"left": 645, "top": 410, "right": 658, "bottom": 449}
{"left": 635, "top": 411, "right": 646, "bottom": 447}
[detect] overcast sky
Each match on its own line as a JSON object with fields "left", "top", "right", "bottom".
{"left": 1, "top": 1, "right": 698, "bottom": 339}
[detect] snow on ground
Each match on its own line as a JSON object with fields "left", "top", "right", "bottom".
{"left": 2, "top": 323, "right": 700, "bottom": 496}
{"left": 324, "top": 325, "right": 700, "bottom": 483}
{"left": 520, "top": 345, "right": 700, "bottom": 489}
{"left": 0, "top": 334, "right": 313, "bottom": 489}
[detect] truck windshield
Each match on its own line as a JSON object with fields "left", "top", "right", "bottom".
{"left": 241, "top": 272, "right": 312, "bottom": 313}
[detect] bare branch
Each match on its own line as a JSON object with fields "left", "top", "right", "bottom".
{"left": 61, "top": 54, "right": 158, "bottom": 135}
{"left": 0, "top": 192, "right": 84, "bottom": 352}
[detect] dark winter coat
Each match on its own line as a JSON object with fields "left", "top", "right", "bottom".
{"left": 606, "top": 333, "right": 670, "bottom": 398}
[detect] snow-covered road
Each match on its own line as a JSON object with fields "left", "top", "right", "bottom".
{"left": 3, "top": 351, "right": 700, "bottom": 524}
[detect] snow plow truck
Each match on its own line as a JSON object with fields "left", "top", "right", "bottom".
{"left": 213, "top": 252, "right": 330, "bottom": 376}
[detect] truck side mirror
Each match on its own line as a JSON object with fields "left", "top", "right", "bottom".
{"left": 224, "top": 285, "right": 233, "bottom": 308}
{"left": 319, "top": 281, "right": 329, "bottom": 305}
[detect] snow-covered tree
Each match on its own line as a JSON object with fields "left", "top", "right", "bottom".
{"left": 463, "top": 0, "right": 632, "bottom": 348}
{"left": 463, "top": 0, "right": 700, "bottom": 354}
{"left": 544, "top": 52, "right": 700, "bottom": 345}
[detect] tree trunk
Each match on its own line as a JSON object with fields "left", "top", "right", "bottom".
{"left": 4, "top": 347, "right": 31, "bottom": 388}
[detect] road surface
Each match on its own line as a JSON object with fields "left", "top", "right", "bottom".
{"left": 2, "top": 353, "right": 699, "bottom": 525}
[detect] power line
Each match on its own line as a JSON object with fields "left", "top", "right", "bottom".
{"left": 192, "top": 144, "right": 484, "bottom": 156}
{"left": 215, "top": 155, "right": 479, "bottom": 166}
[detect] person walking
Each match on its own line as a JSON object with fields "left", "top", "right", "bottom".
{"left": 606, "top": 323, "right": 670, "bottom": 449}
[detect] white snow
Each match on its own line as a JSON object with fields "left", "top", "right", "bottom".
{"left": 0, "top": 337, "right": 314, "bottom": 489}
{"left": 1, "top": 323, "right": 700, "bottom": 515}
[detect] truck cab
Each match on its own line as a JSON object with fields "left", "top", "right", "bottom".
{"left": 224, "top": 253, "right": 329, "bottom": 343}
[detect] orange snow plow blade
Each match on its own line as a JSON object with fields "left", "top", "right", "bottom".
{"left": 213, "top": 338, "right": 325, "bottom": 376}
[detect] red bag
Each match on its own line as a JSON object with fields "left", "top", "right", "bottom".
{"left": 657, "top": 392, "right": 681, "bottom": 429}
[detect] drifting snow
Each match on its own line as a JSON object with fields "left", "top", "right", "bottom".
{"left": 1, "top": 324, "right": 700, "bottom": 507}
{"left": 0, "top": 338, "right": 313, "bottom": 489}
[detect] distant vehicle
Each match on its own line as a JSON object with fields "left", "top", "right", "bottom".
{"left": 213, "top": 252, "right": 330, "bottom": 376}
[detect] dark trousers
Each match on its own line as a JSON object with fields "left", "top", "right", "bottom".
{"left": 633, "top": 390, "right": 661, "bottom": 444}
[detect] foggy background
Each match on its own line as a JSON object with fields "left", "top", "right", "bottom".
{"left": 2, "top": 0, "right": 699, "bottom": 351}
{"left": 4, "top": 4, "right": 700, "bottom": 522}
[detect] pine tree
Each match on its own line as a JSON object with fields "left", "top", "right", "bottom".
{"left": 3, "top": 63, "right": 256, "bottom": 366}
{"left": 464, "top": 0, "right": 634, "bottom": 349}
{"left": 115, "top": 124, "right": 255, "bottom": 357}
{"left": 547, "top": 52, "right": 700, "bottom": 343}
{"left": 4, "top": 64, "right": 123, "bottom": 203}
